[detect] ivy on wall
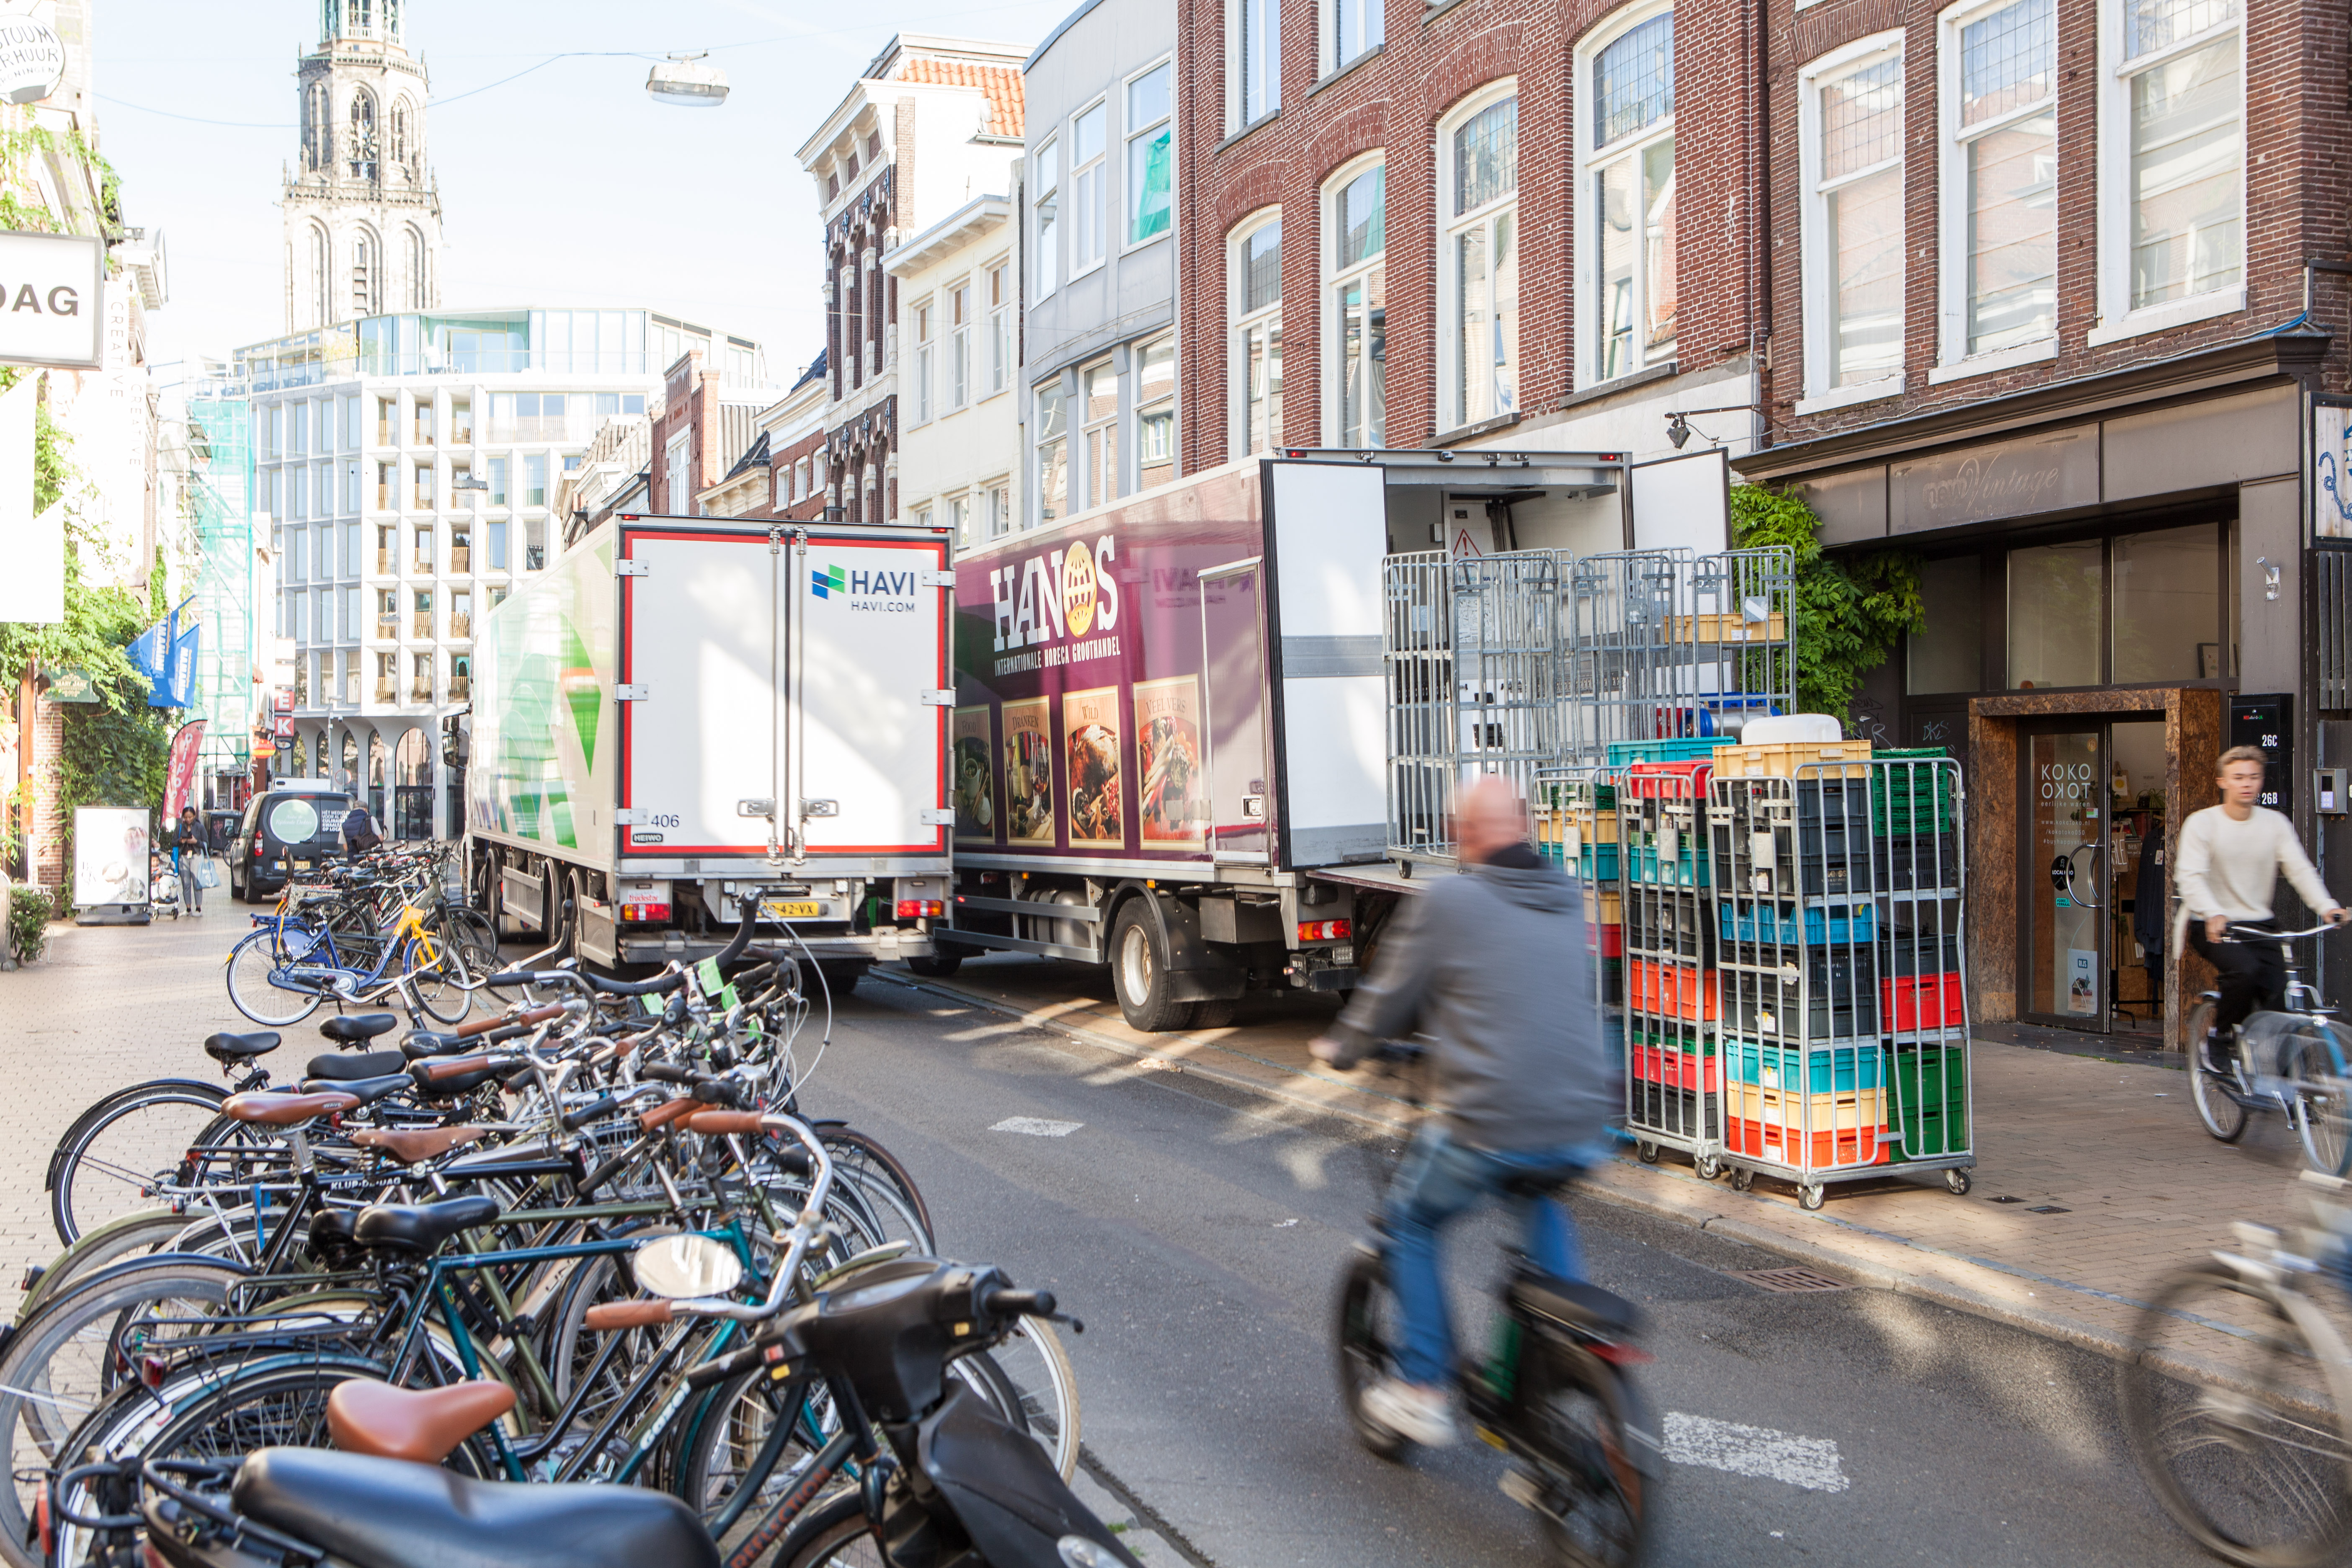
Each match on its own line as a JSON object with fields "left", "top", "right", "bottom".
{"left": 1730, "top": 484, "right": 1925, "bottom": 724}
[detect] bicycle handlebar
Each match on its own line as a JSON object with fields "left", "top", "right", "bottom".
{"left": 485, "top": 888, "right": 778, "bottom": 995}
{"left": 2223, "top": 921, "right": 2349, "bottom": 941}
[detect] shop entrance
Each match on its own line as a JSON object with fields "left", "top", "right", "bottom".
{"left": 2018, "top": 717, "right": 2169, "bottom": 1036}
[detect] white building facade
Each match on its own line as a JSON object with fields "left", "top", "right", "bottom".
{"left": 887, "top": 196, "right": 1021, "bottom": 552}
{"left": 242, "top": 307, "right": 761, "bottom": 838}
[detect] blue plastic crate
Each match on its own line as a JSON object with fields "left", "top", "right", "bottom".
{"left": 1580, "top": 842, "right": 1621, "bottom": 883}
{"left": 1730, "top": 1041, "right": 1886, "bottom": 1093}
{"left": 1718, "top": 901, "right": 1877, "bottom": 946}
{"left": 1626, "top": 840, "right": 1711, "bottom": 888}
{"left": 1607, "top": 738, "right": 1725, "bottom": 766}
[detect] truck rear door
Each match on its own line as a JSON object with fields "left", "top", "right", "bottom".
{"left": 790, "top": 532, "right": 950, "bottom": 857}
{"left": 618, "top": 525, "right": 782, "bottom": 857}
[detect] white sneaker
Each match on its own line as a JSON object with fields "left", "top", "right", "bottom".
{"left": 1364, "top": 1378, "right": 1457, "bottom": 1447}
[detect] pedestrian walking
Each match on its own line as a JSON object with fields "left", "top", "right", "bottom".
{"left": 171, "top": 807, "right": 208, "bottom": 916}
{"left": 342, "top": 802, "right": 382, "bottom": 858}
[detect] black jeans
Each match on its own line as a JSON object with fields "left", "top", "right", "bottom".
{"left": 2186, "top": 922, "right": 2287, "bottom": 1036}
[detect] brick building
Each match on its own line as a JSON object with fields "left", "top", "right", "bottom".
{"left": 651, "top": 347, "right": 766, "bottom": 519}
{"left": 763, "top": 355, "right": 834, "bottom": 524}
{"left": 796, "top": 36, "right": 1028, "bottom": 527}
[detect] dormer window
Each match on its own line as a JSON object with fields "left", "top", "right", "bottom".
{"left": 827, "top": 169, "right": 840, "bottom": 200}
{"left": 867, "top": 131, "right": 882, "bottom": 160}
{"left": 846, "top": 152, "right": 860, "bottom": 182}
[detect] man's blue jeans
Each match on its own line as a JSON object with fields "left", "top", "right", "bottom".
{"left": 1383, "top": 1124, "right": 1602, "bottom": 1387}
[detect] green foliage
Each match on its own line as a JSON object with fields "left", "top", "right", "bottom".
{"left": 8, "top": 884, "right": 51, "bottom": 961}
{"left": 1730, "top": 485, "right": 1925, "bottom": 723}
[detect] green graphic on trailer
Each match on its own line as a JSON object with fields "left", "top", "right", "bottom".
{"left": 470, "top": 536, "right": 615, "bottom": 854}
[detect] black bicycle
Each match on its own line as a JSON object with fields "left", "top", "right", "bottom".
{"left": 1333, "top": 1044, "right": 1660, "bottom": 1568}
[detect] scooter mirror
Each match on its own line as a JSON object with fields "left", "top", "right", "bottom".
{"left": 631, "top": 1233, "right": 744, "bottom": 1299}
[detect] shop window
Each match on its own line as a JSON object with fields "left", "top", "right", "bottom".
{"left": 2008, "top": 539, "right": 2102, "bottom": 688}
{"left": 1907, "top": 556, "right": 1983, "bottom": 694}
{"left": 2112, "top": 523, "right": 2222, "bottom": 683}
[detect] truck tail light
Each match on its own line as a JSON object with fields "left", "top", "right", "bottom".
{"left": 896, "top": 900, "right": 945, "bottom": 920}
{"left": 1298, "top": 919, "right": 1352, "bottom": 943}
{"left": 621, "top": 901, "right": 671, "bottom": 923}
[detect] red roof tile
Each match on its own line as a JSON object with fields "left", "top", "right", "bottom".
{"left": 898, "top": 58, "right": 1024, "bottom": 139}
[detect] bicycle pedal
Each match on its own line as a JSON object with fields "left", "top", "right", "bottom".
{"left": 1499, "top": 1467, "right": 1542, "bottom": 1509}
{"left": 1475, "top": 1425, "right": 1509, "bottom": 1453}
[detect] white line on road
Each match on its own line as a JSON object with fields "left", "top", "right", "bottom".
{"left": 1664, "top": 1412, "right": 1850, "bottom": 1493}
{"left": 991, "top": 1117, "right": 1083, "bottom": 1137}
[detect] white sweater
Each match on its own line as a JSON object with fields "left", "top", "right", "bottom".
{"left": 2172, "top": 804, "right": 2337, "bottom": 955}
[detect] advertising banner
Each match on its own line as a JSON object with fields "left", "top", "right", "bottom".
{"left": 1001, "top": 697, "right": 1053, "bottom": 845}
{"left": 952, "top": 706, "right": 997, "bottom": 844}
{"left": 0, "top": 232, "right": 101, "bottom": 369}
{"left": 1064, "top": 686, "right": 1123, "bottom": 849}
{"left": 159, "top": 614, "right": 199, "bottom": 708}
{"left": 72, "top": 807, "right": 150, "bottom": 908}
{"left": 1134, "top": 675, "right": 1204, "bottom": 846}
{"left": 164, "top": 719, "right": 206, "bottom": 820}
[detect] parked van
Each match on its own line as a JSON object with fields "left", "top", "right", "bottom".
{"left": 230, "top": 782, "right": 355, "bottom": 901}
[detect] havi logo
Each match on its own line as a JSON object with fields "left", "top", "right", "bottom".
{"left": 813, "top": 562, "right": 919, "bottom": 608}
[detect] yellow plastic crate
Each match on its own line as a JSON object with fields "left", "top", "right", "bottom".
{"left": 1675, "top": 612, "right": 1788, "bottom": 645}
{"left": 1712, "top": 740, "right": 1874, "bottom": 780}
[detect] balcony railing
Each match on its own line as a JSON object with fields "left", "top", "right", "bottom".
{"left": 412, "top": 614, "right": 433, "bottom": 638}
{"left": 374, "top": 679, "right": 397, "bottom": 704}
{"left": 448, "top": 675, "right": 471, "bottom": 701}
{"left": 410, "top": 679, "right": 433, "bottom": 703}
{"left": 449, "top": 546, "right": 470, "bottom": 574}
{"left": 377, "top": 549, "right": 393, "bottom": 573}
{"left": 376, "top": 615, "right": 398, "bottom": 640}
{"left": 448, "top": 612, "right": 472, "bottom": 640}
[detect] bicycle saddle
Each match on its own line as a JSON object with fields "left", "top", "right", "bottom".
{"left": 297, "top": 1073, "right": 413, "bottom": 1105}
{"left": 399, "top": 1030, "right": 467, "bottom": 1060}
{"left": 327, "top": 1378, "right": 516, "bottom": 1465}
{"left": 306, "top": 1049, "right": 407, "bottom": 1081}
{"left": 351, "top": 1194, "right": 502, "bottom": 1256}
{"left": 349, "top": 1125, "right": 488, "bottom": 1164}
{"left": 204, "top": 1031, "right": 281, "bottom": 1063}
{"left": 232, "top": 1447, "right": 717, "bottom": 1568}
{"left": 1508, "top": 1274, "right": 1645, "bottom": 1338}
{"left": 222, "top": 1090, "right": 360, "bottom": 1126}
{"left": 320, "top": 1013, "right": 401, "bottom": 1045}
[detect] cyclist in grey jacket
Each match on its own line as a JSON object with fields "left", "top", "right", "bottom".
{"left": 1313, "top": 775, "right": 1617, "bottom": 1447}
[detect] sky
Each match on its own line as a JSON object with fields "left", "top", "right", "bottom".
{"left": 92, "top": 0, "right": 1075, "bottom": 389}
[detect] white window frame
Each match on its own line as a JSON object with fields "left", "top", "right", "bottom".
{"left": 913, "top": 297, "right": 935, "bottom": 424}
{"left": 1229, "top": 0, "right": 1280, "bottom": 134}
{"left": 2088, "top": 0, "right": 2245, "bottom": 346}
{"left": 949, "top": 278, "right": 973, "bottom": 408}
{"left": 1576, "top": 3, "right": 1678, "bottom": 389}
{"left": 985, "top": 259, "right": 1013, "bottom": 395}
{"left": 1133, "top": 334, "right": 1178, "bottom": 489}
{"left": 1439, "top": 80, "right": 1522, "bottom": 429}
{"left": 1935, "top": 0, "right": 2060, "bottom": 373}
{"left": 1228, "top": 209, "right": 1284, "bottom": 458}
{"left": 1079, "top": 358, "right": 1119, "bottom": 510}
{"left": 1124, "top": 59, "right": 1175, "bottom": 251}
{"left": 1323, "top": 153, "right": 1388, "bottom": 447}
{"left": 1034, "top": 138, "right": 1061, "bottom": 299}
{"left": 1070, "top": 101, "right": 1109, "bottom": 278}
{"left": 1799, "top": 33, "right": 1908, "bottom": 410}
{"left": 1323, "top": 0, "right": 1384, "bottom": 77}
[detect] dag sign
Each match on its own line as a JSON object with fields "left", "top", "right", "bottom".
{"left": 0, "top": 231, "right": 100, "bottom": 369}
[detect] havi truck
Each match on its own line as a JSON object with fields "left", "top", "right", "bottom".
{"left": 464, "top": 514, "right": 954, "bottom": 983}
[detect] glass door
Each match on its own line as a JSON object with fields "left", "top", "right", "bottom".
{"left": 2024, "top": 729, "right": 2107, "bottom": 1028}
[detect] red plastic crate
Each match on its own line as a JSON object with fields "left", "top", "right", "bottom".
{"left": 1724, "top": 1115, "right": 1888, "bottom": 1168}
{"left": 1586, "top": 921, "right": 1624, "bottom": 958}
{"left": 1633, "top": 1044, "right": 1721, "bottom": 1091}
{"left": 1622, "top": 760, "right": 1713, "bottom": 800}
{"left": 1629, "top": 960, "right": 1718, "bottom": 1020}
{"left": 1881, "top": 971, "right": 1965, "bottom": 1029}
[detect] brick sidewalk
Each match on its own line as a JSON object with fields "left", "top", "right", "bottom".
{"left": 897, "top": 954, "right": 2326, "bottom": 1386}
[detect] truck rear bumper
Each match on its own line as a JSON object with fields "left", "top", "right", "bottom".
{"left": 617, "top": 928, "right": 931, "bottom": 965}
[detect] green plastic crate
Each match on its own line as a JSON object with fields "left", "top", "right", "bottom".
{"left": 1887, "top": 1045, "right": 1968, "bottom": 1155}
{"left": 1871, "top": 750, "right": 1956, "bottom": 834}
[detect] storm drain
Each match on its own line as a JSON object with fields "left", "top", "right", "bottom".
{"left": 1728, "top": 1266, "right": 1851, "bottom": 1294}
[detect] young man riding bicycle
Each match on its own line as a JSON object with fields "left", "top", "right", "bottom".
{"left": 1311, "top": 775, "right": 1616, "bottom": 1449}
{"left": 2179, "top": 745, "right": 2352, "bottom": 1070}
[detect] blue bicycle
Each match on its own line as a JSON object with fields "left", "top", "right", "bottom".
{"left": 224, "top": 890, "right": 475, "bottom": 1028}
{"left": 2190, "top": 922, "right": 2352, "bottom": 1176}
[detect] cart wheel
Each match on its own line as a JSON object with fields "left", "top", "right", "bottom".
{"left": 1730, "top": 1168, "right": 1754, "bottom": 1193}
{"left": 1636, "top": 1140, "right": 1661, "bottom": 1165}
{"left": 1944, "top": 1168, "right": 1973, "bottom": 1197}
{"left": 1693, "top": 1155, "right": 1723, "bottom": 1181}
{"left": 1798, "top": 1183, "right": 1826, "bottom": 1212}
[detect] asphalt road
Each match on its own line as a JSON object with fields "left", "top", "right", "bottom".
{"left": 797, "top": 968, "right": 2223, "bottom": 1568}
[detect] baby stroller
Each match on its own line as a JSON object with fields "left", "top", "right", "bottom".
{"left": 148, "top": 854, "right": 183, "bottom": 920}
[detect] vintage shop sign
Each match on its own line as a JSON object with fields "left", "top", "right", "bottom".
{"left": 1890, "top": 428, "right": 2097, "bottom": 535}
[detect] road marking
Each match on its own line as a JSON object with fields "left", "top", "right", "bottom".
{"left": 991, "top": 1116, "right": 1083, "bottom": 1137}
{"left": 1664, "top": 1412, "right": 1850, "bottom": 1493}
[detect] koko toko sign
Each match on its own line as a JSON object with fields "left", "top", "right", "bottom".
{"left": 0, "top": 230, "right": 99, "bottom": 369}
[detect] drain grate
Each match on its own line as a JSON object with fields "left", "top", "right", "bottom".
{"left": 1988, "top": 1196, "right": 2022, "bottom": 1204}
{"left": 1728, "top": 1266, "right": 1851, "bottom": 1294}
{"left": 2027, "top": 1205, "right": 2071, "bottom": 1215}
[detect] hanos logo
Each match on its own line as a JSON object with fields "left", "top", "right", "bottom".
{"left": 1062, "top": 542, "right": 1098, "bottom": 636}
{"left": 812, "top": 562, "right": 920, "bottom": 612}
{"left": 989, "top": 535, "right": 1121, "bottom": 652}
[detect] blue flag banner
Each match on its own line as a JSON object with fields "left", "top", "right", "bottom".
{"left": 126, "top": 615, "right": 170, "bottom": 686}
{"left": 155, "top": 617, "right": 199, "bottom": 708}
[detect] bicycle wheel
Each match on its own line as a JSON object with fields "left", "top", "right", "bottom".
{"left": 405, "top": 937, "right": 477, "bottom": 1025}
{"left": 816, "top": 1126, "right": 937, "bottom": 1253}
{"left": 2188, "top": 999, "right": 2251, "bottom": 1143}
{"left": 226, "top": 926, "right": 322, "bottom": 1028}
{"left": 676, "top": 1363, "right": 841, "bottom": 1549}
{"left": 772, "top": 1491, "right": 885, "bottom": 1568}
{"left": 48, "top": 1081, "right": 235, "bottom": 1245}
{"left": 2286, "top": 1024, "right": 2352, "bottom": 1177}
{"left": 950, "top": 1318, "right": 1081, "bottom": 1480}
{"left": 1335, "top": 1245, "right": 1410, "bottom": 1461}
{"left": 1522, "top": 1351, "right": 1653, "bottom": 1568}
{"left": 2120, "top": 1262, "right": 2352, "bottom": 1568}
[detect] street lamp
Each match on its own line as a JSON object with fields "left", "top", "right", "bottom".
{"left": 647, "top": 54, "right": 729, "bottom": 107}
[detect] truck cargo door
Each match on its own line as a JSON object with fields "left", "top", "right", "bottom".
{"left": 789, "top": 534, "right": 950, "bottom": 856}
{"left": 618, "top": 530, "right": 781, "bottom": 857}
{"left": 1201, "top": 560, "right": 1272, "bottom": 864}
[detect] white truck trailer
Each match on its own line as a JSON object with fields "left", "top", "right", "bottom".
{"left": 463, "top": 514, "right": 954, "bottom": 984}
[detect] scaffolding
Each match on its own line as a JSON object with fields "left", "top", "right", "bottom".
{"left": 186, "top": 395, "right": 254, "bottom": 797}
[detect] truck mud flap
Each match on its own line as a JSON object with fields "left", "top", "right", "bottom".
{"left": 1127, "top": 889, "right": 1247, "bottom": 1003}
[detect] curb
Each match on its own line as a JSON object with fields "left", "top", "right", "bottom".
{"left": 866, "top": 969, "right": 2283, "bottom": 1398}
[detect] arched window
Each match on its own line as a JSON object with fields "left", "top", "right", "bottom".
{"left": 305, "top": 82, "right": 331, "bottom": 170}
{"left": 383, "top": 0, "right": 402, "bottom": 46}
{"left": 351, "top": 230, "right": 375, "bottom": 317}
{"left": 348, "top": 91, "right": 377, "bottom": 181}
{"left": 1439, "top": 86, "right": 1519, "bottom": 429}
{"left": 1324, "top": 156, "right": 1387, "bottom": 447}
{"left": 1578, "top": 6, "right": 1677, "bottom": 384}
{"left": 389, "top": 102, "right": 409, "bottom": 173}
{"left": 407, "top": 227, "right": 427, "bottom": 309}
{"left": 307, "top": 225, "right": 328, "bottom": 328}
{"left": 1228, "top": 210, "right": 1282, "bottom": 454}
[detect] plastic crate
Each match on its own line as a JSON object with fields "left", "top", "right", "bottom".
{"left": 1629, "top": 959, "right": 1717, "bottom": 1021}
{"left": 1588, "top": 921, "right": 1624, "bottom": 959}
{"left": 1630, "top": 1083, "right": 1718, "bottom": 1140}
{"left": 1625, "top": 897, "right": 1712, "bottom": 959}
{"left": 1712, "top": 740, "right": 1874, "bottom": 780}
{"left": 1882, "top": 971, "right": 1965, "bottom": 1030}
{"left": 1730, "top": 1040, "right": 1886, "bottom": 1093}
{"left": 1622, "top": 760, "right": 1713, "bottom": 800}
{"left": 1602, "top": 958, "right": 1624, "bottom": 1006}
{"left": 1870, "top": 752, "right": 1957, "bottom": 835}
{"left": 1627, "top": 838, "right": 1711, "bottom": 888}
{"left": 1719, "top": 900, "right": 1876, "bottom": 946}
{"left": 1880, "top": 832, "right": 1961, "bottom": 892}
{"left": 1584, "top": 887, "right": 1623, "bottom": 926}
{"left": 1675, "top": 611, "right": 1789, "bottom": 645}
{"left": 1579, "top": 843, "right": 1622, "bottom": 882}
{"left": 1725, "top": 1086, "right": 1889, "bottom": 1168}
{"left": 1633, "top": 1038, "right": 1722, "bottom": 1091}
{"left": 1723, "top": 949, "right": 1880, "bottom": 1039}
{"left": 1883, "top": 930, "right": 1963, "bottom": 976}
{"left": 1607, "top": 738, "right": 1725, "bottom": 766}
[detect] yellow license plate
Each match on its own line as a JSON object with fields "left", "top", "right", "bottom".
{"left": 762, "top": 900, "right": 822, "bottom": 920}
{"left": 292, "top": 860, "right": 313, "bottom": 870}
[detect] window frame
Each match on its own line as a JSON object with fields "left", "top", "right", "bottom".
{"left": 1228, "top": 209, "right": 1285, "bottom": 458}
{"left": 1124, "top": 59, "right": 1176, "bottom": 250}
{"left": 1134, "top": 333, "right": 1178, "bottom": 491}
{"left": 913, "top": 296, "right": 935, "bottom": 424}
{"left": 1798, "top": 32, "right": 1908, "bottom": 410}
{"left": 985, "top": 260, "right": 1014, "bottom": 395}
{"left": 1323, "top": 0, "right": 1385, "bottom": 77}
{"left": 2089, "top": 0, "right": 2245, "bottom": 344}
{"left": 1575, "top": 2, "right": 1679, "bottom": 390}
{"left": 1070, "top": 100, "right": 1110, "bottom": 278}
{"left": 1079, "top": 357, "right": 1119, "bottom": 510}
{"left": 949, "top": 278, "right": 973, "bottom": 409}
{"left": 1323, "top": 153, "right": 1389, "bottom": 447}
{"left": 1035, "top": 378, "right": 1070, "bottom": 527}
{"left": 1439, "top": 80, "right": 1523, "bottom": 429}
{"left": 1033, "top": 138, "right": 1062, "bottom": 299}
{"left": 1230, "top": 0, "right": 1281, "bottom": 134}
{"left": 1934, "top": 0, "right": 2061, "bottom": 374}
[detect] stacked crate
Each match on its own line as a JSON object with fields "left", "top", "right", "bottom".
{"left": 1872, "top": 752, "right": 1968, "bottom": 1160}
{"left": 1620, "top": 758, "right": 1720, "bottom": 1157}
{"left": 1540, "top": 770, "right": 1627, "bottom": 1072}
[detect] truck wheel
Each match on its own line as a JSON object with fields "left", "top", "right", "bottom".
{"left": 1109, "top": 901, "right": 1190, "bottom": 1033}
{"left": 812, "top": 962, "right": 867, "bottom": 997}
{"left": 904, "top": 954, "right": 962, "bottom": 978}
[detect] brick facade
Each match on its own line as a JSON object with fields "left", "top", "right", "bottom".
{"left": 824, "top": 169, "right": 899, "bottom": 526}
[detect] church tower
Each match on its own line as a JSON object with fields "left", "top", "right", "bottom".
{"left": 281, "top": 0, "right": 444, "bottom": 332}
